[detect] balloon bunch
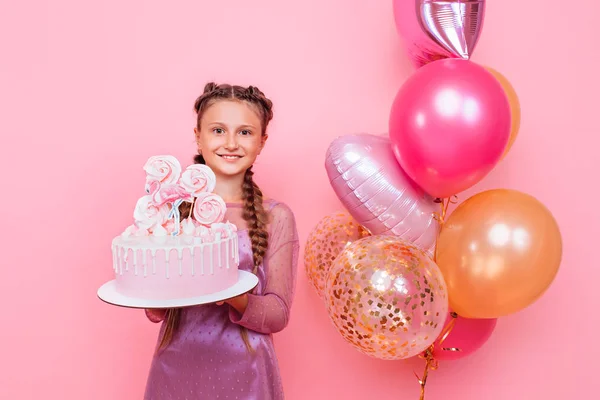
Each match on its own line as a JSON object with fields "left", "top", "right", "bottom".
{"left": 305, "top": 2, "right": 562, "bottom": 399}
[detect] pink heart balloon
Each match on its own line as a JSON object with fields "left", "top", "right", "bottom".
{"left": 418, "top": 0, "right": 486, "bottom": 60}
{"left": 325, "top": 133, "right": 439, "bottom": 255}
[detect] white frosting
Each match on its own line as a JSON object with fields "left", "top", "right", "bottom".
{"left": 152, "top": 224, "right": 168, "bottom": 237}
{"left": 152, "top": 249, "right": 157, "bottom": 274}
{"left": 225, "top": 238, "right": 229, "bottom": 269}
{"left": 190, "top": 247, "right": 195, "bottom": 276}
{"left": 182, "top": 218, "right": 196, "bottom": 235}
{"left": 142, "top": 249, "right": 148, "bottom": 277}
{"left": 209, "top": 243, "right": 214, "bottom": 274}
{"left": 112, "top": 233, "right": 239, "bottom": 277}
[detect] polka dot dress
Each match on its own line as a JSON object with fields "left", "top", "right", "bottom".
{"left": 143, "top": 200, "right": 299, "bottom": 400}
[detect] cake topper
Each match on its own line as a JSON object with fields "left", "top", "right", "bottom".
{"left": 130, "top": 155, "right": 223, "bottom": 236}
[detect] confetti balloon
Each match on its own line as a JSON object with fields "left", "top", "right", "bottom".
{"left": 325, "top": 236, "right": 448, "bottom": 360}
{"left": 304, "top": 211, "right": 370, "bottom": 298}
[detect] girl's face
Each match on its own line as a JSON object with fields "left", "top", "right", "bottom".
{"left": 194, "top": 100, "right": 267, "bottom": 178}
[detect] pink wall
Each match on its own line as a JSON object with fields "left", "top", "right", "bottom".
{"left": 1, "top": 1, "right": 597, "bottom": 399}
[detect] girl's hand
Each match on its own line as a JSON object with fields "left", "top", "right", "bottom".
{"left": 216, "top": 293, "right": 249, "bottom": 314}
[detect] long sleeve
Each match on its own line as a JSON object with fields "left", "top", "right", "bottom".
{"left": 229, "top": 202, "right": 299, "bottom": 334}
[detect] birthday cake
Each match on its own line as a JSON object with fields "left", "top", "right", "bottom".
{"left": 110, "top": 155, "right": 239, "bottom": 301}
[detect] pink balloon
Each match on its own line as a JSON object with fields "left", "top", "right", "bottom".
{"left": 325, "top": 133, "right": 439, "bottom": 255}
{"left": 431, "top": 312, "right": 497, "bottom": 361}
{"left": 418, "top": 0, "right": 486, "bottom": 61}
{"left": 393, "top": 0, "right": 455, "bottom": 68}
{"left": 389, "top": 59, "right": 511, "bottom": 198}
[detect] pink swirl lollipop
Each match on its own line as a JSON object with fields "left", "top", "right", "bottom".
{"left": 193, "top": 192, "right": 227, "bottom": 225}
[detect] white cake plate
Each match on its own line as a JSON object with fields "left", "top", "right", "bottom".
{"left": 97, "top": 270, "right": 259, "bottom": 309}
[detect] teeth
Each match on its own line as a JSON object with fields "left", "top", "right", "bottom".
{"left": 221, "top": 155, "right": 240, "bottom": 159}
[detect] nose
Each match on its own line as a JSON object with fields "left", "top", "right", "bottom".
{"left": 224, "top": 132, "right": 238, "bottom": 150}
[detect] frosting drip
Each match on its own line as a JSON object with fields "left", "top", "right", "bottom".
{"left": 113, "top": 234, "right": 239, "bottom": 279}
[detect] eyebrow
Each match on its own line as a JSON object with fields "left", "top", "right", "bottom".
{"left": 209, "top": 122, "right": 258, "bottom": 130}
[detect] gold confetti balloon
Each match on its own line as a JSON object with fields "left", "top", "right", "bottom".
{"left": 325, "top": 235, "right": 448, "bottom": 360}
{"left": 304, "top": 211, "right": 370, "bottom": 299}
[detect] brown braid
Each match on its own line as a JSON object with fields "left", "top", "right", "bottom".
{"left": 242, "top": 167, "right": 269, "bottom": 273}
{"left": 157, "top": 82, "right": 273, "bottom": 353}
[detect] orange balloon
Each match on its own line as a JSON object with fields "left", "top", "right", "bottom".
{"left": 436, "top": 189, "right": 562, "bottom": 318}
{"left": 304, "top": 211, "right": 369, "bottom": 298}
{"left": 485, "top": 67, "right": 521, "bottom": 158}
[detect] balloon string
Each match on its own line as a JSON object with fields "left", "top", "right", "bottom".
{"left": 432, "top": 196, "right": 455, "bottom": 262}
{"left": 415, "top": 346, "right": 436, "bottom": 400}
{"left": 414, "top": 312, "right": 459, "bottom": 399}
{"left": 438, "top": 312, "right": 458, "bottom": 346}
{"left": 433, "top": 196, "right": 457, "bottom": 223}
{"left": 418, "top": 197, "right": 460, "bottom": 398}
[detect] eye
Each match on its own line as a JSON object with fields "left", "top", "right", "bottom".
{"left": 239, "top": 129, "right": 252, "bottom": 136}
{"left": 212, "top": 127, "right": 225, "bottom": 135}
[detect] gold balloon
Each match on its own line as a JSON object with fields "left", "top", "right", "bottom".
{"left": 485, "top": 66, "right": 521, "bottom": 159}
{"left": 436, "top": 189, "right": 562, "bottom": 318}
{"left": 325, "top": 236, "right": 448, "bottom": 360}
{"left": 304, "top": 211, "right": 370, "bottom": 298}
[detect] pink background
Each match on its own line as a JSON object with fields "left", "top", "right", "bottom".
{"left": 1, "top": 0, "right": 597, "bottom": 399}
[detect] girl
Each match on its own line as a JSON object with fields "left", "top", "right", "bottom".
{"left": 143, "top": 82, "right": 299, "bottom": 400}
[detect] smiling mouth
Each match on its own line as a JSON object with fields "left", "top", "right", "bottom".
{"left": 218, "top": 154, "right": 243, "bottom": 160}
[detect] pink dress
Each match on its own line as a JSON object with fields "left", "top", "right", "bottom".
{"left": 143, "top": 199, "right": 299, "bottom": 400}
